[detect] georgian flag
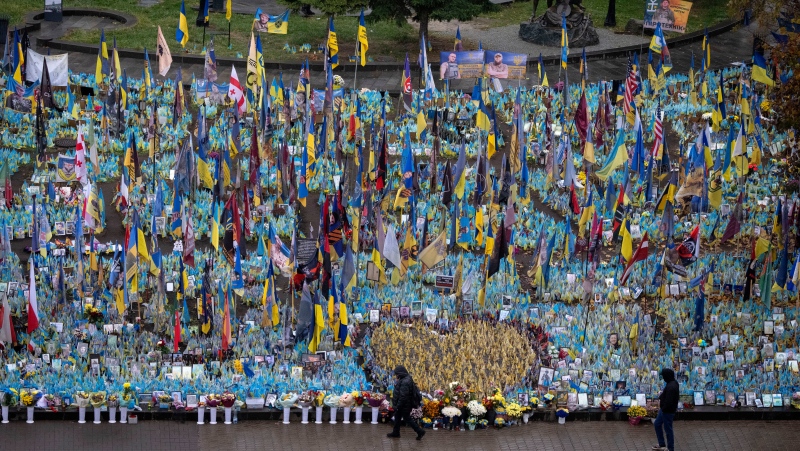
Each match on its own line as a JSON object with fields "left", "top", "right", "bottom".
{"left": 75, "top": 127, "right": 88, "bottom": 186}
{"left": 228, "top": 65, "right": 246, "bottom": 115}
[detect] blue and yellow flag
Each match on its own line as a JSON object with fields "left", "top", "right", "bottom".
{"left": 752, "top": 51, "right": 774, "bottom": 87}
{"left": 269, "top": 10, "right": 289, "bottom": 34}
{"left": 327, "top": 16, "right": 338, "bottom": 69}
{"left": 561, "top": 16, "right": 569, "bottom": 69}
{"left": 95, "top": 30, "right": 108, "bottom": 84}
{"left": 538, "top": 53, "right": 548, "bottom": 87}
{"left": 176, "top": 0, "right": 189, "bottom": 48}
{"left": 358, "top": 10, "right": 368, "bottom": 66}
{"left": 454, "top": 26, "right": 463, "bottom": 51}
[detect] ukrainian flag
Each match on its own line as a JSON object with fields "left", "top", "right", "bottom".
{"left": 327, "top": 16, "right": 338, "bottom": 69}
{"left": 596, "top": 130, "right": 628, "bottom": 181}
{"left": 176, "top": 0, "right": 189, "bottom": 48}
{"left": 95, "top": 30, "right": 108, "bottom": 84}
{"left": 267, "top": 10, "right": 289, "bottom": 34}
{"left": 561, "top": 16, "right": 568, "bottom": 69}
{"left": 752, "top": 52, "right": 775, "bottom": 87}
{"left": 197, "top": 134, "right": 214, "bottom": 189}
{"left": 11, "top": 30, "right": 23, "bottom": 86}
{"left": 211, "top": 200, "right": 219, "bottom": 250}
{"left": 358, "top": 10, "right": 368, "bottom": 66}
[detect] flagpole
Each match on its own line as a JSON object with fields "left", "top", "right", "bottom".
{"left": 353, "top": 41, "right": 359, "bottom": 91}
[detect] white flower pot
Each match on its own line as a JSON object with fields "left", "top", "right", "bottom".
{"left": 523, "top": 413, "right": 530, "bottom": 424}
{"left": 26, "top": 407, "right": 34, "bottom": 424}
{"left": 329, "top": 407, "right": 338, "bottom": 424}
{"left": 108, "top": 407, "right": 117, "bottom": 424}
{"left": 94, "top": 407, "right": 102, "bottom": 424}
{"left": 342, "top": 407, "right": 351, "bottom": 424}
{"left": 315, "top": 406, "right": 323, "bottom": 424}
{"left": 558, "top": 416, "right": 566, "bottom": 424}
{"left": 197, "top": 406, "right": 205, "bottom": 424}
{"left": 2, "top": 405, "right": 9, "bottom": 423}
{"left": 371, "top": 408, "right": 379, "bottom": 424}
{"left": 119, "top": 407, "right": 128, "bottom": 423}
{"left": 301, "top": 406, "right": 310, "bottom": 424}
{"left": 354, "top": 406, "right": 363, "bottom": 424}
{"left": 78, "top": 406, "right": 86, "bottom": 424}
{"left": 283, "top": 407, "right": 291, "bottom": 424}
{"left": 209, "top": 407, "right": 218, "bottom": 424}
{"left": 224, "top": 407, "right": 232, "bottom": 424}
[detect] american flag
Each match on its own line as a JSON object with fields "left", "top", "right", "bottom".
{"left": 651, "top": 102, "right": 663, "bottom": 158}
{"left": 623, "top": 55, "right": 638, "bottom": 116}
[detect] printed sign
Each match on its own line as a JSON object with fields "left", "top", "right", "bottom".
{"left": 484, "top": 51, "right": 527, "bottom": 79}
{"left": 439, "top": 51, "right": 485, "bottom": 80}
{"left": 644, "top": 0, "right": 693, "bottom": 33}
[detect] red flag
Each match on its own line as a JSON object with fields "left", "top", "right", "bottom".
{"left": 620, "top": 232, "right": 649, "bottom": 285}
{"left": 222, "top": 290, "right": 231, "bottom": 350}
{"left": 569, "top": 182, "right": 581, "bottom": 215}
{"left": 173, "top": 310, "right": 181, "bottom": 352}
{"left": 348, "top": 112, "right": 356, "bottom": 141}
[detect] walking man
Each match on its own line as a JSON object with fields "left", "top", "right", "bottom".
{"left": 652, "top": 368, "right": 679, "bottom": 451}
{"left": 387, "top": 365, "right": 425, "bottom": 440}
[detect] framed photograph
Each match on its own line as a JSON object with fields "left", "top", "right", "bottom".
{"left": 618, "top": 396, "right": 632, "bottom": 406}
{"left": 764, "top": 320, "right": 774, "bottom": 335}
{"left": 399, "top": 306, "right": 410, "bottom": 318}
{"left": 773, "top": 394, "right": 783, "bottom": 407}
{"left": 609, "top": 333, "right": 620, "bottom": 349}
{"left": 537, "top": 367, "right": 555, "bottom": 388}
{"left": 704, "top": 390, "right": 716, "bottom": 406}
{"left": 381, "top": 303, "right": 392, "bottom": 317}
{"left": 54, "top": 222, "right": 65, "bottom": 236}
{"left": 745, "top": 391, "right": 756, "bottom": 406}
{"left": 139, "top": 393, "right": 153, "bottom": 406}
{"left": 411, "top": 301, "right": 422, "bottom": 314}
{"left": 265, "top": 393, "right": 278, "bottom": 408}
{"left": 518, "top": 393, "right": 529, "bottom": 406}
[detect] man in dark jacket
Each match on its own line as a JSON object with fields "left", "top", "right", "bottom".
{"left": 652, "top": 368, "right": 679, "bottom": 451}
{"left": 387, "top": 365, "right": 425, "bottom": 440}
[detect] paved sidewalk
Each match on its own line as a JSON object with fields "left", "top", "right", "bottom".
{"left": 0, "top": 419, "right": 797, "bottom": 451}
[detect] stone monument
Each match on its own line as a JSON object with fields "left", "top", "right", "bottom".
{"left": 519, "top": 0, "right": 599, "bottom": 48}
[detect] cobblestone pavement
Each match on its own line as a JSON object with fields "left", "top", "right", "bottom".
{"left": 1, "top": 419, "right": 798, "bottom": 451}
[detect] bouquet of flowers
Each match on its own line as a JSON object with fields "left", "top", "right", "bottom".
{"left": 89, "top": 391, "right": 107, "bottom": 408}
{"left": 543, "top": 393, "right": 555, "bottom": 405}
{"left": 627, "top": 405, "right": 646, "bottom": 418}
{"left": 441, "top": 406, "right": 461, "bottom": 418}
{"left": 107, "top": 394, "right": 120, "bottom": 408}
{"left": 157, "top": 394, "right": 173, "bottom": 406}
{"left": 278, "top": 393, "right": 298, "bottom": 408}
{"left": 44, "top": 394, "right": 58, "bottom": 411}
{"left": 792, "top": 393, "right": 800, "bottom": 410}
{"left": 312, "top": 391, "right": 326, "bottom": 408}
{"left": 410, "top": 407, "right": 422, "bottom": 419}
{"left": 1, "top": 389, "right": 19, "bottom": 407}
{"left": 481, "top": 397, "right": 494, "bottom": 411}
{"left": 365, "top": 392, "right": 385, "bottom": 408}
{"left": 505, "top": 402, "right": 523, "bottom": 419}
{"left": 297, "top": 392, "right": 314, "bottom": 408}
{"left": 529, "top": 396, "right": 540, "bottom": 407}
{"left": 83, "top": 304, "right": 103, "bottom": 325}
{"left": 495, "top": 417, "right": 505, "bottom": 427}
{"left": 478, "top": 419, "right": 489, "bottom": 428}
{"left": 339, "top": 392, "right": 355, "bottom": 407}
{"left": 556, "top": 408, "right": 570, "bottom": 418}
{"left": 75, "top": 391, "right": 90, "bottom": 408}
{"left": 466, "top": 416, "right": 477, "bottom": 426}
{"left": 422, "top": 399, "right": 441, "bottom": 418}
{"left": 422, "top": 417, "right": 433, "bottom": 428}
{"left": 467, "top": 400, "right": 487, "bottom": 417}
{"left": 121, "top": 383, "right": 136, "bottom": 409}
{"left": 221, "top": 392, "right": 236, "bottom": 408}
{"left": 353, "top": 391, "right": 365, "bottom": 407}
{"left": 599, "top": 400, "right": 611, "bottom": 411}
{"left": 205, "top": 394, "right": 220, "bottom": 408}
{"left": 645, "top": 406, "right": 660, "bottom": 418}
{"left": 20, "top": 389, "right": 42, "bottom": 407}
{"left": 323, "top": 394, "right": 341, "bottom": 408}
{"left": 612, "top": 399, "right": 623, "bottom": 410}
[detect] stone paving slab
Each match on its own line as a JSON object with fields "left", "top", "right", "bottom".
{"left": 1, "top": 419, "right": 798, "bottom": 451}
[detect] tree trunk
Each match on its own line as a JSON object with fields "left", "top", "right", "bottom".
{"left": 418, "top": 12, "right": 429, "bottom": 46}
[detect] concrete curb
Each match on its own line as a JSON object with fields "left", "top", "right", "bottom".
{"left": 21, "top": 8, "right": 741, "bottom": 72}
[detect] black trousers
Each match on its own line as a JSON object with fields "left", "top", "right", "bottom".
{"left": 391, "top": 408, "right": 424, "bottom": 436}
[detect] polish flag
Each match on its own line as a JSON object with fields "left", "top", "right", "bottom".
{"left": 27, "top": 261, "right": 39, "bottom": 334}
{"left": 75, "top": 127, "right": 88, "bottom": 186}
{"left": 228, "top": 66, "right": 246, "bottom": 115}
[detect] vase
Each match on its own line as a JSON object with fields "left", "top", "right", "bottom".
{"left": 224, "top": 407, "right": 232, "bottom": 424}
{"left": 109, "top": 407, "right": 117, "bottom": 424}
{"left": 315, "top": 406, "right": 323, "bottom": 424}
{"left": 2, "top": 405, "right": 8, "bottom": 423}
{"left": 209, "top": 407, "right": 218, "bottom": 424}
{"left": 283, "top": 407, "right": 291, "bottom": 424}
{"left": 329, "top": 407, "right": 338, "bottom": 424}
{"left": 523, "top": 413, "right": 530, "bottom": 424}
{"left": 301, "top": 406, "right": 310, "bottom": 424}
{"left": 354, "top": 406, "right": 363, "bottom": 424}
{"left": 371, "top": 408, "right": 379, "bottom": 424}
{"left": 468, "top": 423, "right": 476, "bottom": 430}
{"left": 93, "top": 407, "right": 102, "bottom": 424}
{"left": 78, "top": 406, "right": 86, "bottom": 424}
{"left": 558, "top": 416, "right": 566, "bottom": 424}
{"left": 26, "top": 407, "right": 34, "bottom": 424}
{"left": 197, "top": 406, "right": 205, "bottom": 424}
{"left": 342, "top": 406, "right": 351, "bottom": 424}
{"left": 120, "top": 407, "right": 128, "bottom": 423}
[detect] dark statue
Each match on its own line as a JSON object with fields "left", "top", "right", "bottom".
{"left": 520, "top": 0, "right": 599, "bottom": 48}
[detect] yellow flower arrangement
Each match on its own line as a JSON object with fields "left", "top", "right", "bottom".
{"left": 505, "top": 402, "right": 523, "bottom": 418}
{"left": 20, "top": 389, "right": 40, "bottom": 407}
{"left": 233, "top": 359, "right": 244, "bottom": 374}
{"left": 627, "top": 405, "right": 647, "bottom": 418}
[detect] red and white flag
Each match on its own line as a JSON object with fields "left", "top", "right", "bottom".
{"left": 75, "top": 127, "right": 88, "bottom": 186}
{"left": 27, "top": 261, "right": 39, "bottom": 334}
{"left": 228, "top": 66, "right": 246, "bottom": 115}
{"left": 620, "top": 232, "right": 649, "bottom": 285}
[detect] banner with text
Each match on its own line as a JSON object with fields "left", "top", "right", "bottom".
{"left": 439, "top": 51, "right": 485, "bottom": 80}
{"left": 644, "top": 0, "right": 693, "bottom": 33}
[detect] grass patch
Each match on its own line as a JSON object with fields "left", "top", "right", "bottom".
{"left": 5, "top": 0, "right": 46, "bottom": 26}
